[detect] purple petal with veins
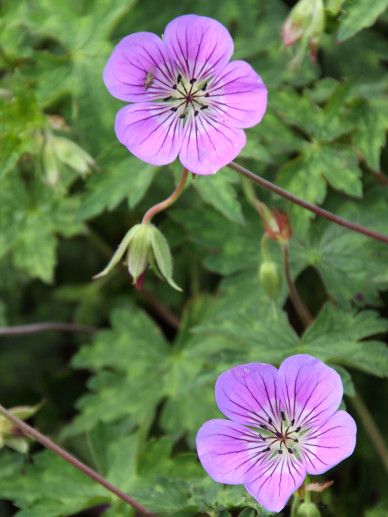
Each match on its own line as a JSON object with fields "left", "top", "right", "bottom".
{"left": 196, "top": 354, "right": 357, "bottom": 513}
{"left": 103, "top": 14, "right": 267, "bottom": 174}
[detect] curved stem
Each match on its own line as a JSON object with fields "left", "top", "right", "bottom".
{"left": 228, "top": 161, "right": 388, "bottom": 245}
{"left": 282, "top": 245, "right": 313, "bottom": 327}
{"left": 0, "top": 404, "right": 154, "bottom": 516}
{"left": 142, "top": 168, "right": 189, "bottom": 224}
{"left": 0, "top": 322, "right": 96, "bottom": 336}
{"left": 350, "top": 394, "right": 388, "bottom": 472}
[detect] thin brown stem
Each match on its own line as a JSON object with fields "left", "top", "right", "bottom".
{"left": 370, "top": 170, "right": 388, "bottom": 186}
{"left": 282, "top": 245, "right": 313, "bottom": 327}
{"left": 0, "top": 322, "right": 96, "bottom": 337}
{"left": 350, "top": 394, "right": 388, "bottom": 472}
{"left": 142, "top": 168, "right": 189, "bottom": 224}
{"left": 228, "top": 161, "right": 388, "bottom": 245}
{"left": 140, "top": 290, "right": 180, "bottom": 330}
{"left": 0, "top": 404, "right": 155, "bottom": 516}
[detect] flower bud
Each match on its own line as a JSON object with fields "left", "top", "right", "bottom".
{"left": 52, "top": 136, "right": 95, "bottom": 177}
{"left": 297, "top": 501, "right": 321, "bottom": 517}
{"left": 0, "top": 404, "right": 41, "bottom": 454}
{"left": 94, "top": 223, "right": 181, "bottom": 291}
{"left": 260, "top": 205, "right": 292, "bottom": 244}
{"left": 259, "top": 260, "right": 280, "bottom": 300}
{"left": 281, "top": 0, "right": 325, "bottom": 59}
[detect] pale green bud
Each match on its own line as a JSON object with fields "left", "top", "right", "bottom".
{"left": 94, "top": 224, "right": 181, "bottom": 291}
{"left": 259, "top": 260, "right": 280, "bottom": 300}
{"left": 281, "top": 0, "right": 325, "bottom": 53}
{"left": 297, "top": 501, "right": 321, "bottom": 517}
{"left": 51, "top": 136, "right": 94, "bottom": 177}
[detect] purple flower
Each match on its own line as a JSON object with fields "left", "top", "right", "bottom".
{"left": 196, "top": 354, "right": 357, "bottom": 513}
{"left": 103, "top": 14, "right": 267, "bottom": 175}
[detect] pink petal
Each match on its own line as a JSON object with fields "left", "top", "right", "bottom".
{"left": 245, "top": 454, "right": 306, "bottom": 513}
{"left": 196, "top": 419, "right": 267, "bottom": 485}
{"left": 103, "top": 32, "right": 175, "bottom": 102}
{"left": 115, "top": 103, "right": 184, "bottom": 166}
{"left": 209, "top": 60, "right": 268, "bottom": 128}
{"left": 278, "top": 354, "right": 343, "bottom": 428}
{"left": 214, "top": 363, "right": 279, "bottom": 426}
{"left": 163, "top": 14, "right": 234, "bottom": 81}
{"left": 302, "top": 410, "right": 357, "bottom": 475}
{"left": 179, "top": 114, "right": 246, "bottom": 175}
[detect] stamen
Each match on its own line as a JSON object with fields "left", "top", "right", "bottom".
{"left": 293, "top": 438, "right": 299, "bottom": 443}
{"left": 190, "top": 78, "right": 196, "bottom": 84}
{"left": 172, "top": 84, "right": 177, "bottom": 90}
{"left": 268, "top": 417, "right": 273, "bottom": 424}
{"left": 171, "top": 107, "right": 178, "bottom": 112}
{"left": 278, "top": 449, "right": 283, "bottom": 454}
{"left": 288, "top": 448, "right": 294, "bottom": 454}
{"left": 163, "top": 96, "right": 172, "bottom": 101}
{"left": 177, "top": 74, "right": 182, "bottom": 83}
{"left": 194, "top": 110, "right": 199, "bottom": 117}
{"left": 260, "top": 424, "right": 268, "bottom": 430}
{"left": 179, "top": 114, "right": 185, "bottom": 119}
{"left": 200, "top": 105, "right": 208, "bottom": 110}
{"left": 295, "top": 427, "right": 301, "bottom": 432}
{"left": 265, "top": 446, "right": 271, "bottom": 452}
{"left": 205, "top": 92, "right": 210, "bottom": 97}
{"left": 281, "top": 411, "right": 286, "bottom": 421}
{"left": 291, "top": 419, "right": 295, "bottom": 426}
{"left": 202, "top": 83, "right": 208, "bottom": 91}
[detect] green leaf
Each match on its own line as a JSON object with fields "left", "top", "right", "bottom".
{"left": 337, "top": 0, "right": 388, "bottom": 41}
{"left": 352, "top": 102, "right": 386, "bottom": 171}
{"left": 192, "top": 169, "right": 245, "bottom": 225}
{"left": 79, "top": 157, "right": 157, "bottom": 220}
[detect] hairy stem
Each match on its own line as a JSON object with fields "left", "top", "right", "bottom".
{"left": 350, "top": 394, "right": 388, "bottom": 472}
{"left": 0, "top": 404, "right": 154, "bottom": 516}
{"left": 0, "top": 322, "right": 96, "bottom": 336}
{"left": 229, "top": 161, "right": 388, "bottom": 245}
{"left": 142, "top": 167, "right": 189, "bottom": 224}
{"left": 140, "top": 290, "right": 180, "bottom": 330}
{"left": 282, "top": 245, "right": 313, "bottom": 327}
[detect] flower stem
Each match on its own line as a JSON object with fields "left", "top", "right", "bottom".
{"left": 350, "top": 394, "right": 388, "bottom": 472}
{"left": 282, "top": 244, "right": 313, "bottom": 327}
{"left": 0, "top": 404, "right": 154, "bottom": 516}
{"left": 229, "top": 161, "right": 388, "bottom": 245}
{"left": 0, "top": 322, "right": 96, "bottom": 336}
{"left": 142, "top": 167, "right": 189, "bottom": 224}
{"left": 290, "top": 494, "right": 301, "bottom": 517}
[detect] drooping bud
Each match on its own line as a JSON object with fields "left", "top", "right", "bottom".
{"left": 0, "top": 403, "right": 41, "bottom": 454}
{"left": 297, "top": 501, "right": 321, "bottom": 517}
{"left": 94, "top": 223, "right": 181, "bottom": 291}
{"left": 259, "top": 260, "right": 280, "bottom": 300}
{"left": 260, "top": 205, "right": 292, "bottom": 244}
{"left": 281, "top": 0, "right": 325, "bottom": 61}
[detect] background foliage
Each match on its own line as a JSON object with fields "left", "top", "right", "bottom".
{"left": 0, "top": 0, "right": 387, "bottom": 515}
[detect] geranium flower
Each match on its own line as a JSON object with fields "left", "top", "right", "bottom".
{"left": 103, "top": 14, "right": 267, "bottom": 175}
{"left": 196, "top": 354, "right": 357, "bottom": 513}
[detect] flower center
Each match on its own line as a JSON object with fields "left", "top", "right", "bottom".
{"left": 256, "top": 411, "right": 304, "bottom": 458}
{"left": 160, "top": 73, "right": 211, "bottom": 121}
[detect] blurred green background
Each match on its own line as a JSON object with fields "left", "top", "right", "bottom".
{"left": 0, "top": 0, "right": 387, "bottom": 515}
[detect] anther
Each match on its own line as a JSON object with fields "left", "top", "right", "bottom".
{"left": 268, "top": 417, "right": 273, "bottom": 424}
{"left": 288, "top": 448, "right": 294, "bottom": 454}
{"left": 172, "top": 84, "right": 177, "bottom": 90}
{"left": 265, "top": 447, "right": 271, "bottom": 452}
{"left": 177, "top": 74, "right": 182, "bottom": 83}
{"left": 190, "top": 78, "right": 196, "bottom": 84}
{"left": 171, "top": 107, "right": 178, "bottom": 112}
{"left": 205, "top": 92, "right": 210, "bottom": 97}
{"left": 281, "top": 411, "right": 286, "bottom": 421}
{"left": 293, "top": 438, "right": 299, "bottom": 443}
{"left": 163, "top": 96, "right": 172, "bottom": 101}
{"left": 179, "top": 114, "right": 185, "bottom": 119}
{"left": 260, "top": 424, "right": 267, "bottom": 430}
{"left": 200, "top": 105, "right": 208, "bottom": 110}
{"left": 291, "top": 419, "right": 295, "bottom": 426}
{"left": 278, "top": 449, "right": 283, "bottom": 454}
{"left": 194, "top": 110, "right": 199, "bottom": 116}
{"left": 295, "top": 427, "right": 301, "bottom": 432}
{"left": 202, "top": 83, "right": 208, "bottom": 91}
